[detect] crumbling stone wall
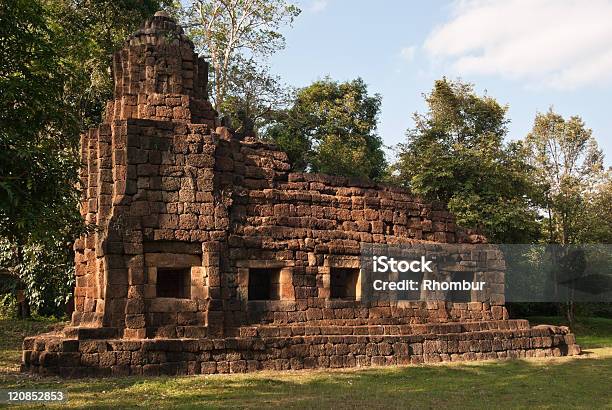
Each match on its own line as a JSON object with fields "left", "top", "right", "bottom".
{"left": 73, "top": 115, "right": 506, "bottom": 339}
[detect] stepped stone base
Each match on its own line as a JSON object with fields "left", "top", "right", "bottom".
{"left": 22, "top": 321, "right": 580, "bottom": 378}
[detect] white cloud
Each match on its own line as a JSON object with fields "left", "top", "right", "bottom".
{"left": 309, "top": 0, "right": 328, "bottom": 13}
{"left": 399, "top": 46, "right": 416, "bottom": 62}
{"left": 423, "top": 0, "right": 612, "bottom": 89}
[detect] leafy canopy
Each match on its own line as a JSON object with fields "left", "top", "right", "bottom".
{"left": 0, "top": 0, "right": 167, "bottom": 314}
{"left": 394, "top": 78, "right": 539, "bottom": 243}
{"left": 266, "top": 77, "right": 387, "bottom": 180}
{"left": 184, "top": 0, "right": 300, "bottom": 112}
{"left": 0, "top": 0, "right": 81, "bottom": 243}
{"left": 220, "top": 56, "right": 291, "bottom": 139}
{"left": 525, "top": 109, "right": 607, "bottom": 244}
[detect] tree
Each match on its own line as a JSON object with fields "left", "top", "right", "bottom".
{"left": 526, "top": 109, "right": 605, "bottom": 245}
{"left": 575, "top": 175, "right": 612, "bottom": 243}
{"left": 393, "top": 78, "right": 539, "bottom": 243}
{"left": 0, "top": 0, "right": 81, "bottom": 244}
{"left": 265, "top": 77, "right": 387, "bottom": 180}
{"left": 183, "top": 0, "right": 300, "bottom": 112}
{"left": 0, "top": 0, "right": 83, "bottom": 316}
{"left": 525, "top": 109, "right": 607, "bottom": 325}
{"left": 0, "top": 0, "right": 168, "bottom": 316}
{"left": 220, "top": 56, "right": 292, "bottom": 139}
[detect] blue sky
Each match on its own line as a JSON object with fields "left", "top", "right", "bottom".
{"left": 268, "top": 0, "right": 612, "bottom": 165}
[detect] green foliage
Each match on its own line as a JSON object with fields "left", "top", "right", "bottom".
{"left": 576, "top": 177, "right": 612, "bottom": 243}
{"left": 0, "top": 239, "right": 74, "bottom": 316}
{"left": 264, "top": 121, "right": 311, "bottom": 171}
{"left": 220, "top": 56, "right": 291, "bottom": 138}
{"left": 525, "top": 110, "right": 609, "bottom": 324}
{"left": 0, "top": 0, "right": 81, "bottom": 244}
{"left": 184, "top": 0, "right": 300, "bottom": 112}
{"left": 394, "top": 78, "right": 539, "bottom": 243}
{"left": 525, "top": 109, "right": 608, "bottom": 244}
{"left": 0, "top": 0, "right": 168, "bottom": 313}
{"left": 266, "top": 77, "right": 387, "bottom": 180}
{"left": 0, "top": 0, "right": 84, "bottom": 314}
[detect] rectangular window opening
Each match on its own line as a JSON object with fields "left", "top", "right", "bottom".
{"left": 156, "top": 267, "right": 191, "bottom": 299}
{"left": 248, "top": 268, "right": 281, "bottom": 301}
{"left": 330, "top": 267, "right": 360, "bottom": 300}
{"left": 449, "top": 271, "right": 473, "bottom": 303}
{"left": 398, "top": 270, "right": 424, "bottom": 301}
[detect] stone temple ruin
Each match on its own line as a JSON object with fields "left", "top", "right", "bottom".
{"left": 22, "top": 12, "right": 580, "bottom": 377}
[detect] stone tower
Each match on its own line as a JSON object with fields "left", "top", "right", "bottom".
{"left": 106, "top": 11, "right": 216, "bottom": 125}
{"left": 71, "top": 11, "right": 219, "bottom": 338}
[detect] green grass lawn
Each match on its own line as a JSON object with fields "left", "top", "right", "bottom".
{"left": 0, "top": 316, "right": 611, "bottom": 409}
{"left": 0, "top": 316, "right": 64, "bottom": 375}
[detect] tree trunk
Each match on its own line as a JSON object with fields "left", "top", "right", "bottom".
{"left": 16, "top": 289, "right": 31, "bottom": 319}
{"left": 547, "top": 203, "right": 554, "bottom": 243}
{"left": 565, "top": 300, "right": 575, "bottom": 329}
{"left": 15, "top": 246, "right": 31, "bottom": 319}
